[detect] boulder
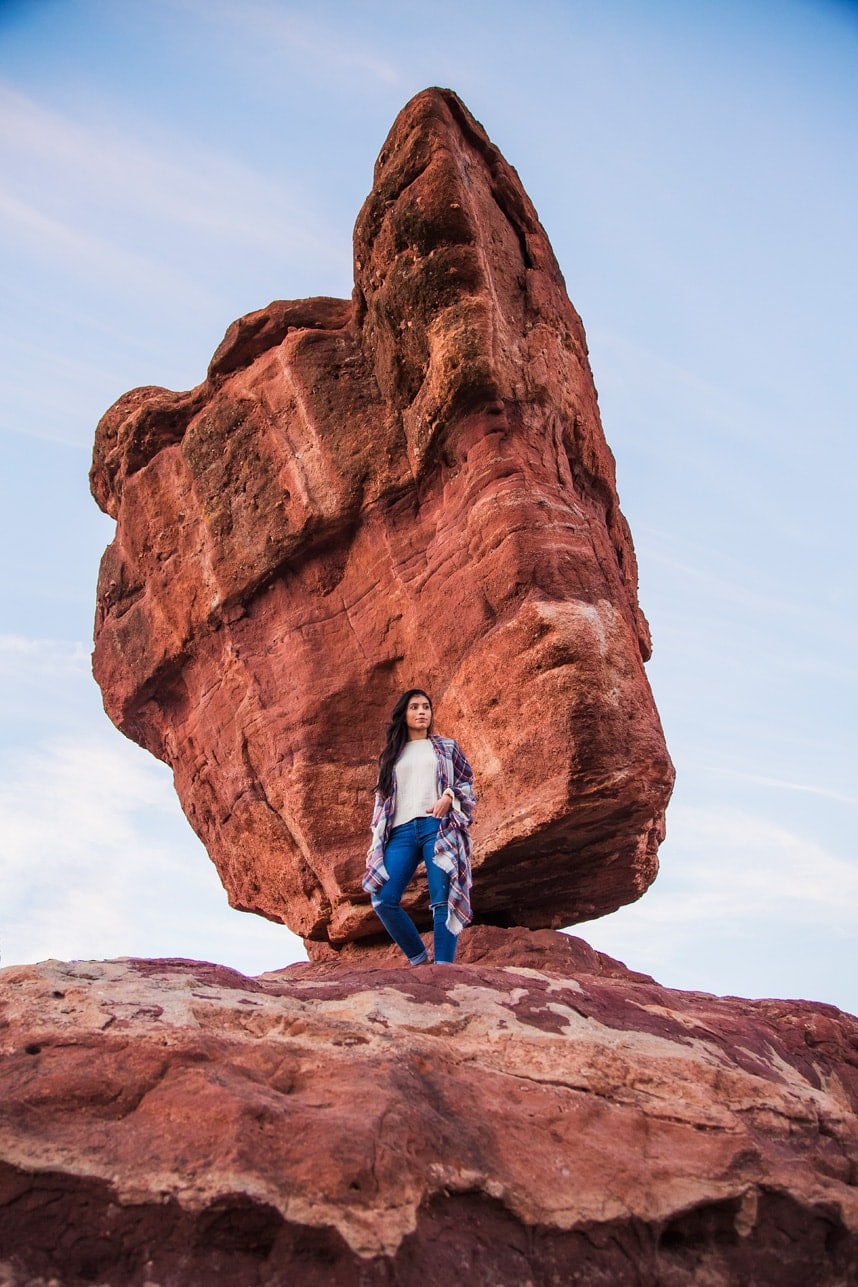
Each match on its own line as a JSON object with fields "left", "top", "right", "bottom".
{"left": 1, "top": 936, "right": 856, "bottom": 1284}
{"left": 90, "top": 88, "right": 674, "bottom": 947}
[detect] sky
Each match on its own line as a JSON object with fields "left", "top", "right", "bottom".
{"left": 1, "top": 0, "right": 856, "bottom": 1011}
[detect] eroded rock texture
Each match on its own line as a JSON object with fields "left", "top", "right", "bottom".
{"left": 90, "top": 88, "right": 674, "bottom": 947}
{"left": 1, "top": 936, "right": 856, "bottom": 1285}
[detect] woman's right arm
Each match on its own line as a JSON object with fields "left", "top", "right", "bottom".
{"left": 449, "top": 742, "right": 476, "bottom": 824}
{"left": 370, "top": 791, "right": 385, "bottom": 830}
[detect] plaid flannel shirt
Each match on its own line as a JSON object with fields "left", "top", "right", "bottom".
{"left": 362, "top": 735, "right": 476, "bottom": 934}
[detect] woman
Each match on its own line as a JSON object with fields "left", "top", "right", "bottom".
{"left": 363, "top": 689, "right": 476, "bottom": 965}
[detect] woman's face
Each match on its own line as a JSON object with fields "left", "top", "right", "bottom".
{"left": 404, "top": 693, "right": 432, "bottom": 737}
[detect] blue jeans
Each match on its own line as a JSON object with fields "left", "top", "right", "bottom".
{"left": 372, "top": 816, "right": 458, "bottom": 964}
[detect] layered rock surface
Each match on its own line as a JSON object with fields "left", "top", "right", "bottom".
{"left": 90, "top": 88, "right": 674, "bottom": 947}
{"left": 1, "top": 934, "right": 856, "bottom": 1285}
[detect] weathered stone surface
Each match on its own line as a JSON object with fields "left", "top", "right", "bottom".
{"left": 1, "top": 935, "right": 856, "bottom": 1285}
{"left": 90, "top": 87, "right": 674, "bottom": 948}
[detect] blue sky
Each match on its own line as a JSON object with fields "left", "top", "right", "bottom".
{"left": 1, "top": 0, "right": 856, "bottom": 1010}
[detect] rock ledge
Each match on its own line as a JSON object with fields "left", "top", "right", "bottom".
{"left": 1, "top": 929, "right": 856, "bottom": 1284}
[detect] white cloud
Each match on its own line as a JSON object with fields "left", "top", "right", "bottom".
{"left": 581, "top": 803, "right": 858, "bottom": 1011}
{"left": 0, "top": 732, "right": 306, "bottom": 973}
{"left": 0, "top": 637, "right": 306, "bottom": 974}
{"left": 0, "top": 634, "right": 90, "bottom": 676}
{"left": 0, "top": 636, "right": 98, "bottom": 738}
{"left": 650, "top": 804, "right": 858, "bottom": 924}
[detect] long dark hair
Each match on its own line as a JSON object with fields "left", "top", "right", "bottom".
{"left": 375, "top": 689, "right": 433, "bottom": 799}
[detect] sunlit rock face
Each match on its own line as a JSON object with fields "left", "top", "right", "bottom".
{"left": 90, "top": 88, "right": 674, "bottom": 947}
{"left": 2, "top": 939, "right": 857, "bottom": 1283}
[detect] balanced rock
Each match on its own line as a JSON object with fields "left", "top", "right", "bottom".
{"left": 1, "top": 939, "right": 856, "bottom": 1284}
{"left": 90, "top": 88, "right": 674, "bottom": 948}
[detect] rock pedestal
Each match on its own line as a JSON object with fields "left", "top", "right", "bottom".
{"left": 90, "top": 89, "right": 674, "bottom": 947}
{"left": 1, "top": 938, "right": 856, "bottom": 1284}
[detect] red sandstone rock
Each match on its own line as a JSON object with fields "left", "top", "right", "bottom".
{"left": 1, "top": 934, "right": 856, "bottom": 1285}
{"left": 90, "top": 88, "right": 674, "bottom": 948}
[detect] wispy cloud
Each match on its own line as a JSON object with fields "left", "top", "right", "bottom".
{"left": 656, "top": 805, "right": 858, "bottom": 921}
{"left": 0, "top": 636, "right": 304, "bottom": 973}
{"left": 0, "top": 636, "right": 96, "bottom": 740}
{"left": 0, "top": 333, "right": 134, "bottom": 444}
{"left": 705, "top": 767, "right": 857, "bottom": 808}
{"left": 0, "top": 83, "right": 346, "bottom": 288}
{"left": 633, "top": 527, "right": 858, "bottom": 685}
{"left": 0, "top": 187, "right": 203, "bottom": 303}
{"left": 581, "top": 802, "right": 858, "bottom": 1009}
{"left": 0, "top": 80, "right": 352, "bottom": 445}
{"left": 0, "top": 634, "right": 89, "bottom": 675}
{"left": 176, "top": 0, "right": 402, "bottom": 87}
{"left": 0, "top": 732, "right": 305, "bottom": 973}
{"left": 589, "top": 328, "right": 777, "bottom": 448}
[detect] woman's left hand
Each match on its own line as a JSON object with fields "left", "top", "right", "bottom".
{"left": 429, "top": 795, "right": 452, "bottom": 819}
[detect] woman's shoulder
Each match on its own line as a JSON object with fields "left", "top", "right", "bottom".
{"left": 430, "top": 734, "right": 460, "bottom": 753}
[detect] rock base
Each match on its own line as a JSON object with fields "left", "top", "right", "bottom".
{"left": 1, "top": 929, "right": 856, "bottom": 1285}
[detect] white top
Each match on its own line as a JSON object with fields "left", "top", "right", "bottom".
{"left": 391, "top": 737, "right": 438, "bottom": 828}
